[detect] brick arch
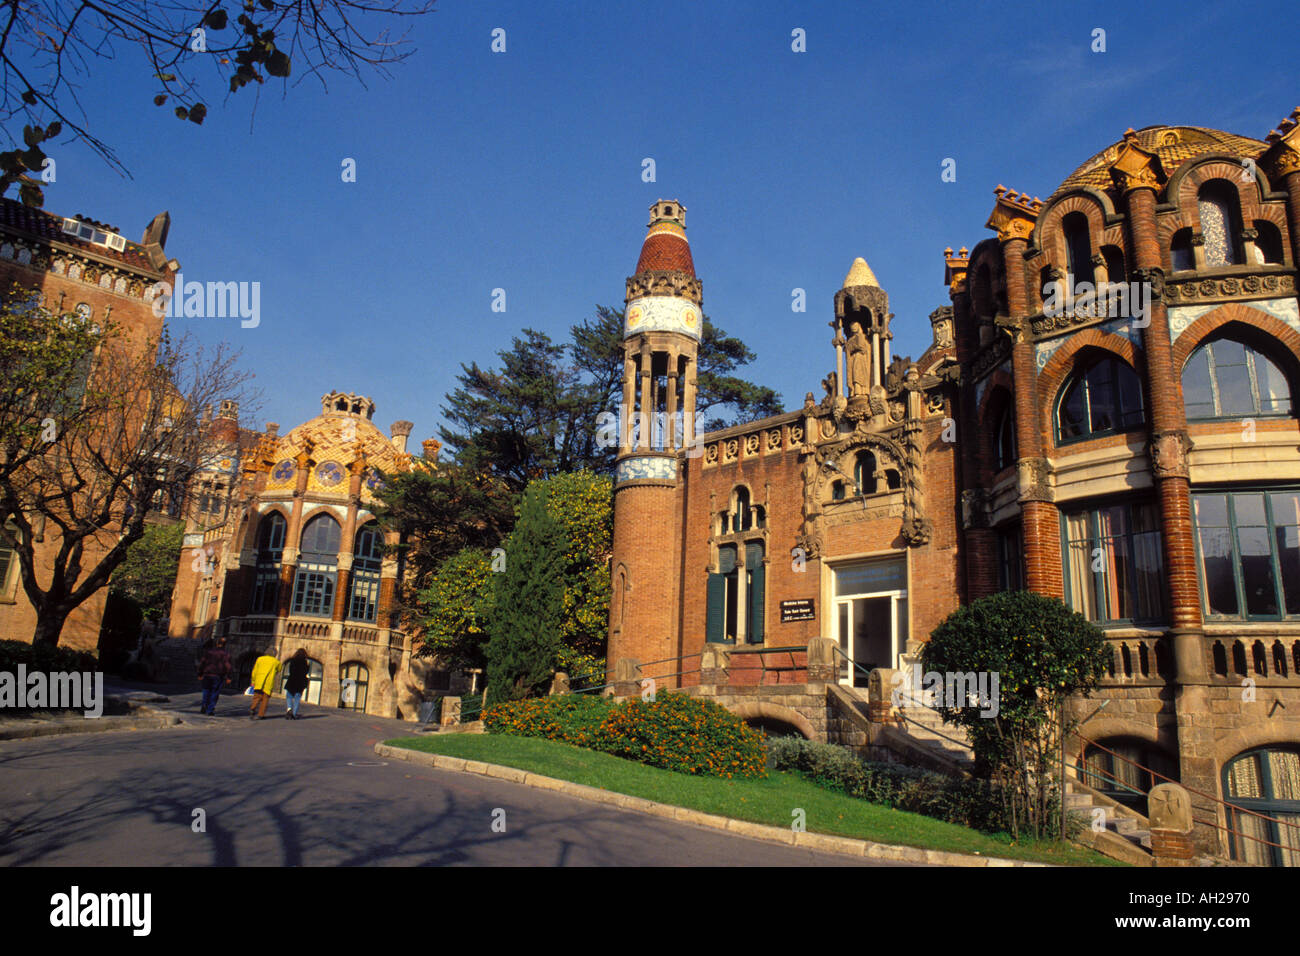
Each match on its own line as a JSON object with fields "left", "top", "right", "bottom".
{"left": 1035, "top": 189, "right": 1116, "bottom": 272}
{"left": 1037, "top": 330, "right": 1143, "bottom": 446}
{"left": 1171, "top": 302, "right": 1300, "bottom": 375}
{"left": 726, "top": 700, "right": 815, "bottom": 740}
{"left": 1170, "top": 155, "right": 1274, "bottom": 224}
{"left": 976, "top": 370, "right": 1016, "bottom": 482}
{"left": 245, "top": 505, "right": 290, "bottom": 551}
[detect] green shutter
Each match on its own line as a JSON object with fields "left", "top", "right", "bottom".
{"left": 748, "top": 561, "right": 765, "bottom": 644}
{"left": 706, "top": 573, "right": 726, "bottom": 643}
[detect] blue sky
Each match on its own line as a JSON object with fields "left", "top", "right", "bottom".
{"left": 25, "top": 0, "right": 1300, "bottom": 447}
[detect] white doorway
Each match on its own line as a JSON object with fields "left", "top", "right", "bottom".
{"left": 831, "top": 558, "right": 907, "bottom": 687}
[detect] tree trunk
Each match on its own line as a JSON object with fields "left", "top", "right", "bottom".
{"left": 31, "top": 605, "right": 72, "bottom": 647}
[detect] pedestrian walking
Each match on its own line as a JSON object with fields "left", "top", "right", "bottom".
{"left": 197, "top": 637, "right": 233, "bottom": 715}
{"left": 283, "top": 648, "right": 310, "bottom": 720}
{"left": 249, "top": 653, "right": 282, "bottom": 720}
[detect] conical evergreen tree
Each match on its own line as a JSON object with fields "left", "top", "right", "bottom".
{"left": 483, "top": 482, "right": 565, "bottom": 706}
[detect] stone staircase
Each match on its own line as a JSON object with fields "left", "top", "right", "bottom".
{"left": 891, "top": 689, "right": 977, "bottom": 773}
{"left": 1062, "top": 777, "right": 1155, "bottom": 865}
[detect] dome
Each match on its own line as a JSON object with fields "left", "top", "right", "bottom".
{"left": 634, "top": 200, "right": 696, "bottom": 276}
{"left": 263, "top": 409, "right": 406, "bottom": 502}
{"left": 1052, "top": 125, "right": 1267, "bottom": 196}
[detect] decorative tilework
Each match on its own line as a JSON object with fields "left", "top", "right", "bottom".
{"left": 624, "top": 295, "right": 701, "bottom": 340}
{"left": 1168, "top": 299, "right": 1300, "bottom": 342}
{"left": 615, "top": 455, "right": 677, "bottom": 483}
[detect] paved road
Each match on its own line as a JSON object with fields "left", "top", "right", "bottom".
{"left": 0, "top": 685, "right": 896, "bottom": 866}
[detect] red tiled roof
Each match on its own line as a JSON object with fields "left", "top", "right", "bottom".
{"left": 0, "top": 196, "right": 160, "bottom": 273}
{"left": 635, "top": 221, "right": 695, "bottom": 276}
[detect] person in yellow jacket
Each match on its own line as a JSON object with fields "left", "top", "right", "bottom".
{"left": 248, "top": 653, "right": 282, "bottom": 720}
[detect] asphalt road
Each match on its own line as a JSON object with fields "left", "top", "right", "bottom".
{"left": 0, "top": 685, "right": 897, "bottom": 867}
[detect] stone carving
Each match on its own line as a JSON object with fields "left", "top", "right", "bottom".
{"left": 929, "top": 306, "right": 954, "bottom": 349}
{"left": 846, "top": 323, "right": 870, "bottom": 396}
{"left": 820, "top": 418, "right": 837, "bottom": 440}
{"left": 822, "top": 370, "right": 838, "bottom": 404}
{"left": 704, "top": 443, "right": 718, "bottom": 464}
{"left": 625, "top": 270, "right": 703, "bottom": 305}
{"left": 1017, "top": 456, "right": 1052, "bottom": 503}
{"left": 888, "top": 401, "right": 905, "bottom": 423}
{"left": 744, "top": 433, "right": 760, "bottom": 456}
{"left": 766, "top": 429, "right": 782, "bottom": 451}
{"left": 723, "top": 439, "right": 739, "bottom": 462}
{"left": 960, "top": 489, "right": 990, "bottom": 530}
{"left": 1147, "top": 783, "right": 1193, "bottom": 832}
{"left": 1165, "top": 270, "right": 1294, "bottom": 303}
{"left": 1149, "top": 429, "right": 1191, "bottom": 479}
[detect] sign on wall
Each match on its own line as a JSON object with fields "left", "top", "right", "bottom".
{"left": 780, "top": 599, "right": 815, "bottom": 623}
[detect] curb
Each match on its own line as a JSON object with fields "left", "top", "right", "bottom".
{"left": 0, "top": 707, "right": 182, "bottom": 741}
{"left": 374, "top": 742, "right": 1050, "bottom": 867}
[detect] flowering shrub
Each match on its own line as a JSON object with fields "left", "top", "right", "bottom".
{"left": 596, "top": 693, "right": 767, "bottom": 779}
{"left": 482, "top": 694, "right": 613, "bottom": 749}
{"left": 484, "top": 692, "right": 768, "bottom": 779}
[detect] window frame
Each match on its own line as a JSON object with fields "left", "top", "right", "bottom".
{"left": 1221, "top": 746, "right": 1300, "bottom": 867}
{"left": 1054, "top": 355, "right": 1147, "bottom": 446}
{"left": 347, "top": 524, "right": 383, "bottom": 623}
{"left": 1059, "top": 498, "right": 1167, "bottom": 626}
{"left": 1181, "top": 337, "right": 1293, "bottom": 423}
{"left": 1191, "top": 486, "right": 1300, "bottom": 623}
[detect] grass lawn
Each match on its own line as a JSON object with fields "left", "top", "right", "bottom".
{"left": 386, "top": 733, "right": 1123, "bottom": 866}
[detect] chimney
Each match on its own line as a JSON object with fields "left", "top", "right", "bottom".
{"left": 390, "top": 420, "right": 414, "bottom": 454}
{"left": 264, "top": 422, "right": 280, "bottom": 439}
{"left": 142, "top": 211, "right": 171, "bottom": 272}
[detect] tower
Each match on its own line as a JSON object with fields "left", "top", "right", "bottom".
{"left": 607, "top": 200, "right": 702, "bottom": 679}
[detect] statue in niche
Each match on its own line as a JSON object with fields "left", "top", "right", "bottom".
{"left": 846, "top": 321, "right": 870, "bottom": 396}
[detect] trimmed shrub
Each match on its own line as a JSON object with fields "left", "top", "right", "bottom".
{"left": 767, "top": 737, "right": 1009, "bottom": 832}
{"left": 596, "top": 693, "right": 767, "bottom": 779}
{"left": 482, "top": 694, "right": 613, "bottom": 749}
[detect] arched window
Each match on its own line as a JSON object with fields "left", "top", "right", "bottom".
{"left": 1100, "top": 245, "right": 1125, "bottom": 285}
{"left": 292, "top": 513, "right": 341, "bottom": 617}
{"left": 277, "top": 656, "right": 323, "bottom": 705}
{"left": 1253, "top": 220, "right": 1285, "bottom": 265}
{"left": 250, "top": 512, "right": 286, "bottom": 614}
{"left": 1078, "top": 738, "right": 1178, "bottom": 816}
{"left": 853, "top": 451, "right": 876, "bottom": 495}
{"left": 1063, "top": 212, "right": 1094, "bottom": 288}
{"left": 1056, "top": 355, "right": 1145, "bottom": 444}
{"left": 994, "top": 403, "right": 1017, "bottom": 472}
{"left": 348, "top": 525, "right": 383, "bottom": 622}
{"left": 731, "top": 487, "right": 752, "bottom": 532}
{"left": 339, "top": 661, "right": 369, "bottom": 711}
{"left": 1182, "top": 337, "right": 1291, "bottom": 420}
{"left": 1222, "top": 746, "right": 1300, "bottom": 866}
{"left": 1198, "top": 181, "right": 1244, "bottom": 266}
{"left": 1170, "top": 228, "right": 1195, "bottom": 272}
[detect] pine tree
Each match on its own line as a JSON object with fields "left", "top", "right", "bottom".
{"left": 483, "top": 482, "right": 565, "bottom": 706}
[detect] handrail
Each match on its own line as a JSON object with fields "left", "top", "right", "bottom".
{"left": 1073, "top": 733, "right": 1300, "bottom": 834}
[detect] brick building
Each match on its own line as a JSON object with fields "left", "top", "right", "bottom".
{"left": 0, "top": 199, "right": 176, "bottom": 650}
{"left": 609, "top": 111, "right": 1300, "bottom": 865}
{"left": 168, "top": 391, "right": 449, "bottom": 719}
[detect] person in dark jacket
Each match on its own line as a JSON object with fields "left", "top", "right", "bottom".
{"left": 283, "top": 648, "right": 310, "bottom": 720}
{"left": 197, "top": 638, "right": 233, "bottom": 715}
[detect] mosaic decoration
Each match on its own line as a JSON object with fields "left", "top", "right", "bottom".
{"left": 315, "top": 461, "right": 346, "bottom": 487}
{"left": 365, "top": 468, "right": 385, "bottom": 491}
{"left": 1198, "top": 196, "right": 1232, "bottom": 267}
{"left": 271, "top": 459, "right": 296, "bottom": 483}
{"left": 1169, "top": 298, "right": 1300, "bottom": 341}
{"left": 624, "top": 295, "right": 701, "bottom": 340}
{"left": 615, "top": 455, "right": 677, "bottom": 483}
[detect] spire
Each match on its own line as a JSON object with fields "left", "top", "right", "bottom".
{"left": 635, "top": 199, "right": 695, "bottom": 276}
{"left": 842, "top": 256, "right": 879, "bottom": 288}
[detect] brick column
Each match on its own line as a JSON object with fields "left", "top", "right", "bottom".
{"left": 1120, "top": 184, "right": 1204, "bottom": 656}
{"left": 1000, "top": 231, "right": 1062, "bottom": 598}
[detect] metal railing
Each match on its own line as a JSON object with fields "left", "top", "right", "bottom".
{"left": 1073, "top": 733, "right": 1300, "bottom": 861}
